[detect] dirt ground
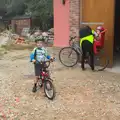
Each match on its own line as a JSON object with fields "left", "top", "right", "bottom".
{"left": 0, "top": 48, "right": 120, "bottom": 120}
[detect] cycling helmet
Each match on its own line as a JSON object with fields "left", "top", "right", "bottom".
{"left": 35, "top": 35, "right": 45, "bottom": 43}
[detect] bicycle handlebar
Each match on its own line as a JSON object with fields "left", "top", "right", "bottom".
{"left": 70, "top": 36, "right": 76, "bottom": 40}
{"left": 69, "top": 36, "right": 77, "bottom": 43}
{"left": 39, "top": 58, "right": 55, "bottom": 64}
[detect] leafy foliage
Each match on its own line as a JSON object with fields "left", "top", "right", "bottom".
{"left": 5, "top": 0, "right": 26, "bottom": 17}
{"left": 25, "top": 0, "right": 53, "bottom": 30}
{"left": 4, "top": 0, "right": 53, "bottom": 30}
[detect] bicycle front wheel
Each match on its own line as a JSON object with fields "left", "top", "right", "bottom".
{"left": 59, "top": 47, "right": 79, "bottom": 67}
{"left": 44, "top": 80, "right": 55, "bottom": 100}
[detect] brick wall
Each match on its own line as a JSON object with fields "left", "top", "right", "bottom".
{"left": 69, "top": 0, "right": 80, "bottom": 40}
{"left": 11, "top": 19, "right": 31, "bottom": 35}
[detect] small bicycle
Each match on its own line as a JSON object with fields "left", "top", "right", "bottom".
{"left": 59, "top": 27, "right": 109, "bottom": 71}
{"left": 37, "top": 59, "right": 55, "bottom": 100}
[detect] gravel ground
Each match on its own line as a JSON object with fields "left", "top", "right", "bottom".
{"left": 0, "top": 48, "right": 120, "bottom": 120}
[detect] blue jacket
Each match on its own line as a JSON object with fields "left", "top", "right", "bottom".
{"left": 30, "top": 47, "right": 51, "bottom": 62}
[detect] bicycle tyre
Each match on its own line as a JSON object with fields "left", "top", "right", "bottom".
{"left": 44, "top": 80, "right": 55, "bottom": 100}
{"left": 59, "top": 47, "right": 79, "bottom": 67}
{"left": 90, "top": 49, "right": 109, "bottom": 71}
{"left": 94, "top": 56, "right": 109, "bottom": 71}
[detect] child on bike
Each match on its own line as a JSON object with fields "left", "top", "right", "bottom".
{"left": 30, "top": 36, "right": 53, "bottom": 93}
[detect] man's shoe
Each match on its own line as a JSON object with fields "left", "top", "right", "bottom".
{"left": 91, "top": 67, "right": 95, "bottom": 71}
{"left": 32, "top": 85, "right": 37, "bottom": 93}
{"left": 82, "top": 67, "right": 86, "bottom": 71}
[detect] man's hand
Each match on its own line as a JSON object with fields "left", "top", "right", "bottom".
{"left": 32, "top": 59, "right": 36, "bottom": 63}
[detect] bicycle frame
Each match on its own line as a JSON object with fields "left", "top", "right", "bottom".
{"left": 38, "top": 64, "right": 49, "bottom": 80}
{"left": 71, "top": 42, "right": 82, "bottom": 55}
{"left": 39, "top": 60, "right": 54, "bottom": 82}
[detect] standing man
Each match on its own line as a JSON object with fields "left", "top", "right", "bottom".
{"left": 80, "top": 26, "right": 98, "bottom": 71}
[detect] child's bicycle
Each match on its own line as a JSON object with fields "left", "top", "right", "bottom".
{"left": 59, "top": 27, "right": 109, "bottom": 71}
{"left": 37, "top": 59, "right": 55, "bottom": 100}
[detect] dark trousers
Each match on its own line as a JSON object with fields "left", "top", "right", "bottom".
{"left": 81, "top": 41, "right": 94, "bottom": 70}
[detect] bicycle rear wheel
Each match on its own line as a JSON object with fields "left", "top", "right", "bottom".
{"left": 44, "top": 80, "right": 55, "bottom": 100}
{"left": 94, "top": 56, "right": 109, "bottom": 71}
{"left": 59, "top": 47, "right": 79, "bottom": 67}
{"left": 94, "top": 50, "right": 109, "bottom": 71}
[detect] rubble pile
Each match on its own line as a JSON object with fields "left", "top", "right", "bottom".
{"left": 0, "top": 27, "right": 54, "bottom": 46}
{"left": 0, "top": 30, "right": 12, "bottom": 46}
{"left": 15, "top": 37, "right": 25, "bottom": 44}
{"left": 0, "top": 30, "right": 26, "bottom": 45}
{"left": 27, "top": 28, "right": 54, "bottom": 45}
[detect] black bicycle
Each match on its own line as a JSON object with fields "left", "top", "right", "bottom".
{"left": 59, "top": 36, "right": 109, "bottom": 71}
{"left": 59, "top": 36, "right": 82, "bottom": 67}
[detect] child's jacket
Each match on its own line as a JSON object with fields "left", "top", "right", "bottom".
{"left": 30, "top": 47, "right": 51, "bottom": 63}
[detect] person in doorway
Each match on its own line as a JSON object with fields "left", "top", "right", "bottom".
{"left": 80, "top": 25, "right": 98, "bottom": 71}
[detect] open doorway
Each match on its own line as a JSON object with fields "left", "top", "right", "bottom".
{"left": 113, "top": 0, "right": 120, "bottom": 68}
